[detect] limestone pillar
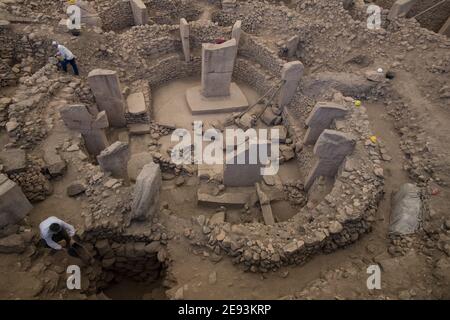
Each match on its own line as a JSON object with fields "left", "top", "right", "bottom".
{"left": 278, "top": 61, "right": 304, "bottom": 108}
{"left": 131, "top": 163, "right": 162, "bottom": 221}
{"left": 59, "top": 104, "right": 109, "bottom": 156}
{"left": 130, "top": 0, "right": 148, "bottom": 25}
{"left": 87, "top": 69, "right": 126, "bottom": 127}
{"left": 180, "top": 18, "right": 190, "bottom": 62}
{"left": 305, "top": 130, "right": 355, "bottom": 191}
{"left": 201, "top": 39, "right": 237, "bottom": 97}
{"left": 97, "top": 141, "right": 130, "bottom": 179}
{"left": 303, "top": 102, "right": 348, "bottom": 145}
{"left": 0, "top": 174, "right": 32, "bottom": 228}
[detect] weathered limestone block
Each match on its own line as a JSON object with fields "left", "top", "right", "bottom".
{"left": 0, "top": 149, "right": 26, "bottom": 174}
{"left": 389, "top": 183, "right": 422, "bottom": 235}
{"left": 43, "top": 147, "right": 66, "bottom": 177}
{"left": 127, "top": 152, "right": 154, "bottom": 182}
{"left": 131, "top": 163, "right": 162, "bottom": 221}
{"left": 278, "top": 61, "right": 304, "bottom": 108}
{"left": 232, "top": 20, "right": 242, "bottom": 48}
{"left": 180, "top": 18, "right": 190, "bottom": 62}
{"left": 59, "top": 104, "right": 109, "bottom": 156}
{"left": 97, "top": 141, "right": 130, "bottom": 179}
{"left": 87, "top": 69, "right": 126, "bottom": 127}
{"left": 305, "top": 130, "right": 355, "bottom": 190}
{"left": 256, "top": 183, "right": 275, "bottom": 225}
{"left": 0, "top": 174, "right": 33, "bottom": 228}
{"left": 387, "top": 0, "right": 417, "bottom": 21}
{"left": 125, "top": 91, "right": 150, "bottom": 124}
{"left": 201, "top": 39, "right": 237, "bottom": 97}
{"left": 304, "top": 102, "right": 348, "bottom": 145}
{"left": 224, "top": 141, "right": 270, "bottom": 187}
{"left": 286, "top": 35, "right": 299, "bottom": 58}
{"left": 130, "top": 0, "right": 148, "bottom": 25}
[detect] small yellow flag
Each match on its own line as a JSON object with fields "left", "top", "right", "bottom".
{"left": 354, "top": 100, "right": 361, "bottom": 107}
{"left": 370, "top": 136, "right": 377, "bottom": 143}
{"left": 68, "top": 0, "right": 76, "bottom": 4}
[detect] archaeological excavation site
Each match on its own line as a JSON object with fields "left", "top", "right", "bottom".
{"left": 0, "top": 0, "right": 449, "bottom": 302}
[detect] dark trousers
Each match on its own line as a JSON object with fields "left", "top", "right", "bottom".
{"left": 40, "top": 228, "right": 72, "bottom": 249}
{"left": 61, "top": 58, "right": 79, "bottom": 75}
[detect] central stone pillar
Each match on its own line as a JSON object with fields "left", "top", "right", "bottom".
{"left": 186, "top": 39, "right": 249, "bottom": 114}
{"left": 201, "top": 39, "right": 236, "bottom": 97}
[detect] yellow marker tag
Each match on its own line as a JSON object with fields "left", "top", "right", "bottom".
{"left": 68, "top": 0, "right": 76, "bottom": 4}
{"left": 354, "top": 100, "right": 361, "bottom": 107}
{"left": 370, "top": 136, "right": 377, "bottom": 144}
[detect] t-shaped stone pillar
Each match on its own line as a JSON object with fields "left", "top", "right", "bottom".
{"left": 305, "top": 129, "right": 355, "bottom": 191}
{"left": 180, "top": 18, "right": 190, "bottom": 62}
{"left": 59, "top": 104, "right": 109, "bottom": 156}
{"left": 97, "top": 141, "right": 130, "bottom": 180}
{"left": 278, "top": 61, "right": 304, "bottom": 108}
{"left": 201, "top": 39, "right": 237, "bottom": 98}
{"left": 87, "top": 69, "right": 126, "bottom": 128}
{"left": 303, "top": 102, "right": 348, "bottom": 145}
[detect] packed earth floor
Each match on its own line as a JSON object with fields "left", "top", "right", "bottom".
{"left": 0, "top": 0, "right": 449, "bottom": 300}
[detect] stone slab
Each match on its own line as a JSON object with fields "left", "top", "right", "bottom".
{"left": 0, "top": 174, "right": 32, "bottom": 228}
{"left": 197, "top": 189, "right": 253, "bottom": 207}
{"left": 126, "top": 92, "right": 146, "bottom": 114}
{"left": 0, "top": 149, "right": 26, "bottom": 174}
{"left": 186, "top": 83, "right": 248, "bottom": 115}
{"left": 131, "top": 163, "right": 162, "bottom": 221}
{"left": 127, "top": 152, "right": 154, "bottom": 182}
{"left": 130, "top": 0, "right": 148, "bottom": 25}
{"left": 201, "top": 39, "right": 237, "bottom": 97}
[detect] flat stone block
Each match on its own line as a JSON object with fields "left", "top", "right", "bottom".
{"left": 198, "top": 189, "right": 253, "bottom": 207}
{"left": 0, "top": 149, "right": 26, "bottom": 174}
{"left": 128, "top": 123, "right": 150, "bottom": 135}
{"left": 127, "top": 92, "right": 146, "bottom": 115}
{"left": 186, "top": 83, "right": 249, "bottom": 115}
{"left": 0, "top": 174, "right": 32, "bottom": 228}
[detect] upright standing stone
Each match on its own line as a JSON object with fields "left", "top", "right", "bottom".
{"left": 305, "top": 130, "right": 355, "bottom": 190}
{"left": 97, "top": 141, "right": 130, "bottom": 179}
{"left": 130, "top": 0, "right": 148, "bottom": 25}
{"left": 224, "top": 141, "right": 270, "bottom": 187}
{"left": 286, "top": 35, "right": 300, "bottom": 58}
{"left": 59, "top": 104, "right": 109, "bottom": 156}
{"left": 0, "top": 174, "right": 32, "bottom": 228}
{"left": 304, "top": 102, "right": 348, "bottom": 145}
{"left": 387, "top": 0, "right": 417, "bottom": 21}
{"left": 180, "top": 18, "right": 190, "bottom": 62}
{"left": 87, "top": 69, "right": 126, "bottom": 127}
{"left": 201, "top": 39, "right": 237, "bottom": 97}
{"left": 278, "top": 61, "right": 304, "bottom": 108}
{"left": 231, "top": 20, "right": 242, "bottom": 48}
{"left": 131, "top": 163, "right": 162, "bottom": 221}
